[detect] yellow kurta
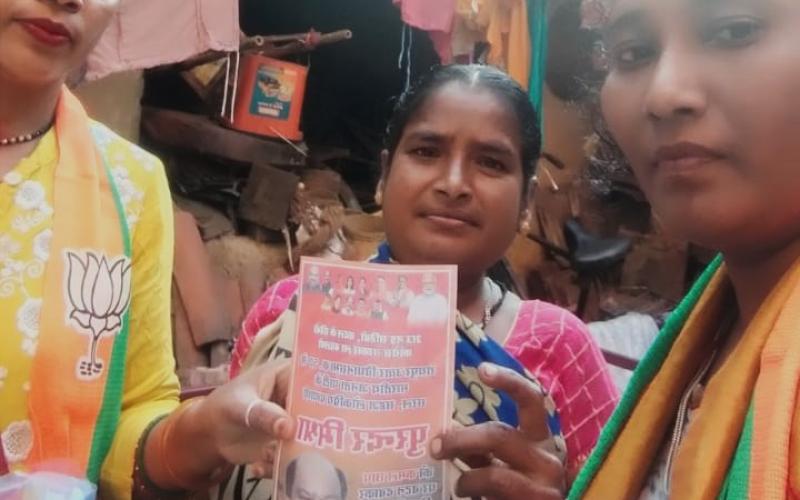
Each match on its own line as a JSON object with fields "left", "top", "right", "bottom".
{"left": 0, "top": 124, "right": 179, "bottom": 498}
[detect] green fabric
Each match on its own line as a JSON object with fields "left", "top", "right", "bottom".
{"left": 527, "top": 0, "right": 549, "bottom": 128}
{"left": 87, "top": 128, "right": 134, "bottom": 483}
{"left": 568, "top": 255, "right": 724, "bottom": 499}
{"left": 719, "top": 404, "right": 754, "bottom": 500}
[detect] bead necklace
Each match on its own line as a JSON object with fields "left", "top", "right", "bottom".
{"left": 1, "top": 121, "right": 53, "bottom": 147}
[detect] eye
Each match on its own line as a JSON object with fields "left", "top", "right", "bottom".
{"left": 610, "top": 40, "right": 657, "bottom": 70}
{"left": 408, "top": 146, "right": 440, "bottom": 159}
{"left": 704, "top": 17, "right": 763, "bottom": 48}
{"left": 477, "top": 156, "right": 508, "bottom": 172}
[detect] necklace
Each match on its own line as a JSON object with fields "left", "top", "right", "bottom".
{"left": 480, "top": 279, "right": 507, "bottom": 329}
{"left": 1, "top": 121, "right": 53, "bottom": 147}
{"left": 662, "top": 310, "right": 737, "bottom": 492}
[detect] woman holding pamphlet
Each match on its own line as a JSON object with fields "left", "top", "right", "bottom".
{"left": 228, "top": 64, "right": 619, "bottom": 497}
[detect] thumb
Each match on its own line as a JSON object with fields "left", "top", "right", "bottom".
{"left": 246, "top": 399, "right": 295, "bottom": 440}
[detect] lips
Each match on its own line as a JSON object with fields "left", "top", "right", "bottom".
{"left": 420, "top": 209, "right": 480, "bottom": 229}
{"left": 652, "top": 142, "right": 725, "bottom": 169}
{"left": 17, "top": 18, "right": 73, "bottom": 47}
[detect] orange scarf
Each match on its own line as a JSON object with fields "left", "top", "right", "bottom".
{"left": 24, "top": 88, "right": 132, "bottom": 484}
{"left": 570, "top": 257, "right": 800, "bottom": 499}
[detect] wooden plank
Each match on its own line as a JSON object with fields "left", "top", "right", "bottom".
{"left": 141, "top": 107, "right": 305, "bottom": 167}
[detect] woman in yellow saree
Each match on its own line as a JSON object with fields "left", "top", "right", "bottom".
{"left": 1, "top": 1, "right": 293, "bottom": 498}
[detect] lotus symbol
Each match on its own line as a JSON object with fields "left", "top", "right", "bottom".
{"left": 65, "top": 251, "right": 132, "bottom": 380}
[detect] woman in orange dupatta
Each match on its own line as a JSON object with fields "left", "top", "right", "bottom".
{"left": 0, "top": 1, "right": 295, "bottom": 498}
{"left": 429, "top": 0, "right": 800, "bottom": 498}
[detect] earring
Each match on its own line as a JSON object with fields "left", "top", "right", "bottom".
{"left": 374, "top": 190, "right": 383, "bottom": 206}
{"left": 519, "top": 210, "right": 532, "bottom": 234}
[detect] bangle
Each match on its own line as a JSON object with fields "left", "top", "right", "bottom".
{"left": 132, "top": 415, "right": 184, "bottom": 499}
{"left": 161, "top": 398, "right": 218, "bottom": 491}
{"left": 159, "top": 398, "right": 232, "bottom": 491}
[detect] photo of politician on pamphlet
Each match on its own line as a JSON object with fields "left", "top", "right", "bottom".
{"left": 279, "top": 452, "right": 348, "bottom": 500}
{"left": 276, "top": 258, "right": 457, "bottom": 500}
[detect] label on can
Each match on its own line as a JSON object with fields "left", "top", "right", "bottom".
{"left": 250, "top": 64, "right": 297, "bottom": 121}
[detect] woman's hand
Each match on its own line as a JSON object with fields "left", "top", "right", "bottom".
{"left": 200, "top": 359, "right": 295, "bottom": 476}
{"left": 145, "top": 359, "right": 296, "bottom": 491}
{"left": 430, "top": 363, "right": 566, "bottom": 500}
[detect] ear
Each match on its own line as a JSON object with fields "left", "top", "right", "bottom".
{"left": 526, "top": 175, "right": 537, "bottom": 206}
{"left": 375, "top": 150, "right": 390, "bottom": 206}
{"left": 519, "top": 177, "right": 536, "bottom": 234}
{"left": 519, "top": 207, "right": 533, "bottom": 235}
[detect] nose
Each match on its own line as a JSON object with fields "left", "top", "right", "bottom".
{"left": 53, "top": 0, "right": 84, "bottom": 12}
{"left": 434, "top": 154, "right": 472, "bottom": 201}
{"left": 643, "top": 47, "right": 708, "bottom": 123}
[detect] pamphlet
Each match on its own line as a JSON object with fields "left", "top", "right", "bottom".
{"left": 275, "top": 257, "right": 457, "bottom": 500}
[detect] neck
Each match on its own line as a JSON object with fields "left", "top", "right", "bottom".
{"left": 0, "top": 74, "right": 61, "bottom": 139}
{"left": 0, "top": 75, "right": 62, "bottom": 176}
{"left": 724, "top": 237, "right": 800, "bottom": 327}
{"left": 457, "top": 272, "right": 485, "bottom": 321}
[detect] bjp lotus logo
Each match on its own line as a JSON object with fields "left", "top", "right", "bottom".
{"left": 65, "top": 251, "right": 132, "bottom": 380}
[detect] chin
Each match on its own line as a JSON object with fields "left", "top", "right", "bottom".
{"left": 653, "top": 187, "right": 761, "bottom": 245}
{"left": 0, "top": 51, "right": 69, "bottom": 87}
{"left": 660, "top": 211, "right": 753, "bottom": 255}
{"left": 395, "top": 239, "right": 462, "bottom": 265}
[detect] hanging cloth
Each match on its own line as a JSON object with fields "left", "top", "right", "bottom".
{"left": 527, "top": 0, "right": 549, "bottom": 126}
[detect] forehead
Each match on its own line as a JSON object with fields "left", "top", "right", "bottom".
{"left": 405, "top": 83, "right": 521, "bottom": 142}
{"left": 601, "top": 0, "right": 800, "bottom": 42}
{"left": 296, "top": 467, "right": 339, "bottom": 492}
{"left": 606, "top": 0, "right": 780, "bottom": 19}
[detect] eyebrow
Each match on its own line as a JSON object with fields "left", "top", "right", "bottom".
{"left": 475, "top": 140, "right": 515, "bottom": 157}
{"left": 601, "top": 9, "right": 648, "bottom": 42}
{"left": 403, "top": 129, "right": 516, "bottom": 158}
{"left": 403, "top": 130, "right": 445, "bottom": 143}
{"left": 696, "top": 0, "right": 731, "bottom": 6}
{"left": 693, "top": 0, "right": 762, "bottom": 12}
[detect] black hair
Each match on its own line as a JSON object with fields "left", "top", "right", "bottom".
{"left": 285, "top": 456, "right": 348, "bottom": 500}
{"left": 384, "top": 64, "right": 542, "bottom": 191}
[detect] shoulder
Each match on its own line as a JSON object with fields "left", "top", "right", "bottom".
{"left": 505, "top": 299, "right": 619, "bottom": 402}
{"left": 520, "top": 300, "right": 590, "bottom": 339}
{"left": 90, "top": 122, "right": 166, "bottom": 195}
{"left": 90, "top": 122, "right": 168, "bottom": 231}
{"left": 90, "top": 122, "right": 164, "bottom": 175}
{"left": 504, "top": 299, "right": 597, "bottom": 357}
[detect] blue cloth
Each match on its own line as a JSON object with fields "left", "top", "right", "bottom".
{"left": 527, "top": 0, "right": 549, "bottom": 129}
{"left": 370, "top": 243, "right": 563, "bottom": 444}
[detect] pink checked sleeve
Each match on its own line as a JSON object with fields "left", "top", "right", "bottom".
{"left": 229, "top": 276, "right": 300, "bottom": 379}
{"left": 504, "top": 301, "right": 619, "bottom": 476}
